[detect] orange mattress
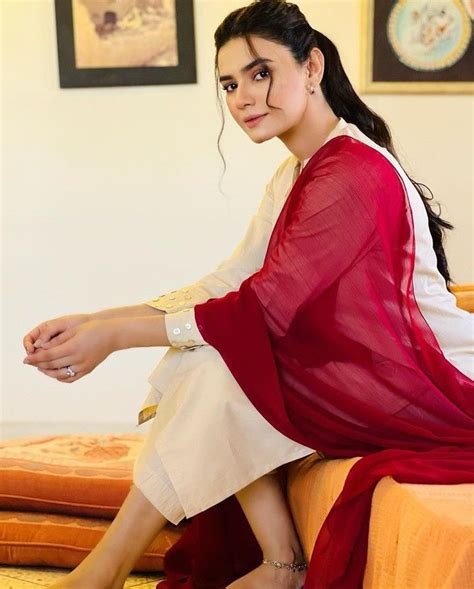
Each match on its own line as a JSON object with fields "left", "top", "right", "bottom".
{"left": 287, "top": 454, "right": 474, "bottom": 588}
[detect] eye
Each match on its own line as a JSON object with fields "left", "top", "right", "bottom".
{"left": 222, "top": 82, "right": 237, "bottom": 93}
{"left": 254, "top": 69, "right": 270, "bottom": 81}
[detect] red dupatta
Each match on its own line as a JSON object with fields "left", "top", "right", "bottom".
{"left": 159, "top": 136, "right": 474, "bottom": 588}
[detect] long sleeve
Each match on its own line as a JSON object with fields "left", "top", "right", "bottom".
{"left": 146, "top": 178, "right": 276, "bottom": 313}
{"left": 147, "top": 156, "right": 300, "bottom": 349}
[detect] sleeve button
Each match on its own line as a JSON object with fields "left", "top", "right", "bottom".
{"left": 173, "top": 327, "right": 181, "bottom": 335}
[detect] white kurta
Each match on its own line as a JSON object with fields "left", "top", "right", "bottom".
{"left": 133, "top": 130, "right": 317, "bottom": 524}
{"left": 133, "top": 118, "right": 474, "bottom": 525}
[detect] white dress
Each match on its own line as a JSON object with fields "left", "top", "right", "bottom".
{"left": 133, "top": 118, "right": 474, "bottom": 525}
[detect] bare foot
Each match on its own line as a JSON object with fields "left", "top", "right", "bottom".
{"left": 48, "top": 578, "right": 104, "bottom": 589}
{"left": 47, "top": 568, "right": 116, "bottom": 589}
{"left": 48, "top": 580, "right": 92, "bottom": 589}
{"left": 227, "top": 562, "right": 306, "bottom": 589}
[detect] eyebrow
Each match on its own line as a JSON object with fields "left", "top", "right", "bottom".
{"left": 218, "top": 57, "right": 273, "bottom": 83}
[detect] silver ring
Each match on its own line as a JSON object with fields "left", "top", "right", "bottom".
{"left": 65, "top": 366, "right": 76, "bottom": 378}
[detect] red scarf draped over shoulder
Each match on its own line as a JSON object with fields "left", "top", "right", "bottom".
{"left": 159, "top": 136, "right": 474, "bottom": 589}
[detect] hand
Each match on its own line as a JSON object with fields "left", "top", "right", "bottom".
{"left": 23, "top": 314, "right": 90, "bottom": 354}
{"left": 23, "top": 319, "right": 118, "bottom": 383}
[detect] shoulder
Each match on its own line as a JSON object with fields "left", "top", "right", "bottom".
{"left": 315, "top": 135, "right": 395, "bottom": 172}
{"left": 305, "top": 136, "right": 404, "bottom": 198}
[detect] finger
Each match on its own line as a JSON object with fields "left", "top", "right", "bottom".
{"left": 34, "top": 356, "right": 76, "bottom": 371}
{"left": 36, "top": 320, "right": 63, "bottom": 345}
{"left": 23, "top": 327, "right": 41, "bottom": 354}
{"left": 24, "top": 338, "right": 35, "bottom": 354}
{"left": 41, "top": 330, "right": 74, "bottom": 350}
{"left": 24, "top": 323, "right": 57, "bottom": 354}
{"left": 24, "top": 343, "right": 71, "bottom": 365}
{"left": 38, "top": 366, "right": 82, "bottom": 383}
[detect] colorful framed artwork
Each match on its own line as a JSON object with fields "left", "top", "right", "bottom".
{"left": 360, "top": 0, "right": 474, "bottom": 94}
{"left": 55, "top": 0, "right": 197, "bottom": 88}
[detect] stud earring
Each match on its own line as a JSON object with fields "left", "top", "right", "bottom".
{"left": 307, "top": 85, "right": 315, "bottom": 95}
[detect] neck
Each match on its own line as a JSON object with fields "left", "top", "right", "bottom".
{"left": 278, "top": 95, "right": 340, "bottom": 162}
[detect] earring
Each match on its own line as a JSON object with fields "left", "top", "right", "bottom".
{"left": 307, "top": 85, "right": 315, "bottom": 95}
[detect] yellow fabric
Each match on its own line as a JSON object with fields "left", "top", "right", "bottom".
{"left": 287, "top": 455, "right": 474, "bottom": 588}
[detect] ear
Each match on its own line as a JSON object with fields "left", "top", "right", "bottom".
{"left": 306, "top": 47, "right": 324, "bottom": 86}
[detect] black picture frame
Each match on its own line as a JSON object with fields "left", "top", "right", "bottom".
{"left": 54, "top": 0, "right": 197, "bottom": 88}
{"left": 360, "top": 0, "right": 473, "bottom": 94}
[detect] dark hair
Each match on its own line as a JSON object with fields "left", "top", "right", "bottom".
{"left": 214, "top": 0, "right": 453, "bottom": 285}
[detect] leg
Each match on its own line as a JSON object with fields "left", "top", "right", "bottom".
{"left": 49, "top": 484, "right": 168, "bottom": 589}
{"left": 228, "top": 467, "right": 307, "bottom": 589}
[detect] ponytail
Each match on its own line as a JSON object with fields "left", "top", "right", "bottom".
{"left": 314, "top": 29, "right": 453, "bottom": 284}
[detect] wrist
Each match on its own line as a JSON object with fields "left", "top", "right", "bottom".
{"left": 108, "top": 318, "right": 129, "bottom": 352}
{"left": 110, "top": 315, "right": 169, "bottom": 351}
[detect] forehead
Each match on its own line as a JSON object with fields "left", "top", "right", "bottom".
{"left": 217, "top": 36, "right": 294, "bottom": 75}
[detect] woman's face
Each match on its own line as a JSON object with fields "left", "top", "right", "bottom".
{"left": 217, "top": 36, "right": 310, "bottom": 144}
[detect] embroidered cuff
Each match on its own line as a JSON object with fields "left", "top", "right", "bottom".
{"left": 146, "top": 287, "right": 196, "bottom": 314}
{"left": 164, "top": 307, "right": 207, "bottom": 351}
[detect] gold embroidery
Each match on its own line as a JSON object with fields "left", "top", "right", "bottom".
{"left": 138, "top": 404, "right": 158, "bottom": 425}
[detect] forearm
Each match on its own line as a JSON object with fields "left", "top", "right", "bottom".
{"left": 91, "top": 303, "right": 164, "bottom": 321}
{"left": 112, "top": 315, "right": 170, "bottom": 351}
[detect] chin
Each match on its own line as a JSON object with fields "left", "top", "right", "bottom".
{"left": 246, "top": 129, "right": 277, "bottom": 144}
{"left": 250, "top": 135, "right": 270, "bottom": 144}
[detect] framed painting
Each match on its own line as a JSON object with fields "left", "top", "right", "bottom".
{"left": 360, "top": 0, "right": 474, "bottom": 94}
{"left": 55, "top": 0, "right": 197, "bottom": 88}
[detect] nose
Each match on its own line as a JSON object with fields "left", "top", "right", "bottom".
{"left": 234, "top": 82, "right": 256, "bottom": 110}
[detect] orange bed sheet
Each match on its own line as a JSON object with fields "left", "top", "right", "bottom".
{"left": 287, "top": 454, "right": 474, "bottom": 588}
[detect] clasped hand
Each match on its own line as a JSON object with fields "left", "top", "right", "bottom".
{"left": 23, "top": 315, "right": 119, "bottom": 383}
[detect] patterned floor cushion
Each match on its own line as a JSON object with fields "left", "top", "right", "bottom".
{"left": 0, "top": 510, "right": 185, "bottom": 572}
{"left": 0, "top": 434, "right": 188, "bottom": 571}
{"left": 0, "top": 434, "right": 146, "bottom": 518}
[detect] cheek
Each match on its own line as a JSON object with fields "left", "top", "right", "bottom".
{"left": 271, "top": 77, "right": 306, "bottom": 113}
{"left": 226, "top": 95, "right": 240, "bottom": 122}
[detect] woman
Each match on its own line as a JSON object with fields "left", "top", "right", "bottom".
{"left": 23, "top": 1, "right": 473, "bottom": 588}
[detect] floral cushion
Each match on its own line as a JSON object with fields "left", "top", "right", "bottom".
{"left": 0, "top": 433, "right": 188, "bottom": 571}
{"left": 0, "top": 434, "right": 146, "bottom": 518}
{"left": 0, "top": 510, "right": 185, "bottom": 572}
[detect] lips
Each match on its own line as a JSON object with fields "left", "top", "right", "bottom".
{"left": 243, "top": 114, "right": 268, "bottom": 127}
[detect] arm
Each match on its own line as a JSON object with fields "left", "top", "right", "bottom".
{"left": 23, "top": 304, "right": 164, "bottom": 354}
{"left": 164, "top": 144, "right": 387, "bottom": 353}
{"left": 146, "top": 158, "right": 298, "bottom": 351}
{"left": 144, "top": 159, "right": 293, "bottom": 314}
{"left": 24, "top": 313, "right": 172, "bottom": 382}
{"left": 23, "top": 158, "right": 294, "bottom": 365}
{"left": 22, "top": 174, "right": 279, "bottom": 372}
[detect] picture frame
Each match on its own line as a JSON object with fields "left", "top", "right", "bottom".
{"left": 54, "top": 0, "right": 197, "bottom": 88}
{"left": 360, "top": 0, "right": 474, "bottom": 94}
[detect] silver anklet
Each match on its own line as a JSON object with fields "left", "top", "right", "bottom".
{"left": 262, "top": 558, "right": 308, "bottom": 573}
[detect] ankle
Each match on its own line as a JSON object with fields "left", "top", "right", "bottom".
{"left": 262, "top": 544, "right": 307, "bottom": 570}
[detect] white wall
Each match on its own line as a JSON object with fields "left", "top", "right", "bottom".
{"left": 1, "top": 0, "right": 473, "bottom": 430}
